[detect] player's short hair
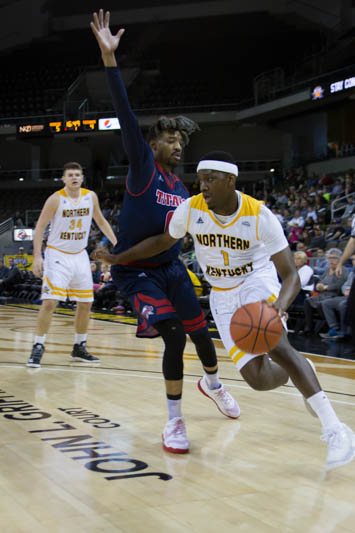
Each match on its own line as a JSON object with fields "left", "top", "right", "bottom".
{"left": 63, "top": 162, "right": 83, "bottom": 174}
{"left": 147, "top": 116, "right": 200, "bottom": 146}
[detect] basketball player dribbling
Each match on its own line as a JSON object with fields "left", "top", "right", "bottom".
{"left": 96, "top": 151, "right": 355, "bottom": 471}
{"left": 26, "top": 162, "right": 117, "bottom": 368}
{"left": 90, "top": 10, "right": 240, "bottom": 455}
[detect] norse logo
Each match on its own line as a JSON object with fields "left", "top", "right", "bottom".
{"left": 141, "top": 305, "right": 154, "bottom": 319}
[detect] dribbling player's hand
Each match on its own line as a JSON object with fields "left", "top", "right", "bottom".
{"left": 33, "top": 257, "right": 44, "bottom": 278}
{"left": 264, "top": 300, "right": 288, "bottom": 321}
{"left": 90, "top": 9, "right": 125, "bottom": 58}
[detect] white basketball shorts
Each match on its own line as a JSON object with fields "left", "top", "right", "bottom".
{"left": 41, "top": 247, "right": 93, "bottom": 302}
{"left": 209, "top": 266, "right": 285, "bottom": 370}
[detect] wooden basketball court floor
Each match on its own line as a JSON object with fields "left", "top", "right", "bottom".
{"left": 1, "top": 304, "right": 355, "bottom": 533}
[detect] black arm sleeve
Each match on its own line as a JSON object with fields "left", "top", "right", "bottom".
{"left": 105, "top": 67, "right": 154, "bottom": 192}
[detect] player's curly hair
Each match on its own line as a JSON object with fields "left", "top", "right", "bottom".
{"left": 147, "top": 115, "right": 200, "bottom": 146}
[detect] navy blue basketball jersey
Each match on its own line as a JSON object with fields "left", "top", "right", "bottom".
{"left": 105, "top": 67, "right": 189, "bottom": 268}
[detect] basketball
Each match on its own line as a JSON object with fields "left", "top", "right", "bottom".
{"left": 230, "top": 301, "right": 283, "bottom": 354}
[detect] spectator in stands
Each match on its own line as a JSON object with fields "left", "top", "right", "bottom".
{"left": 331, "top": 178, "right": 344, "bottom": 197}
{"left": 344, "top": 174, "right": 354, "bottom": 196}
{"left": 325, "top": 220, "right": 347, "bottom": 245}
{"left": 341, "top": 196, "right": 355, "bottom": 221}
{"left": 313, "top": 248, "right": 328, "bottom": 276}
{"left": 293, "top": 251, "right": 314, "bottom": 305}
{"left": 0, "top": 258, "right": 9, "bottom": 280}
{"left": 306, "top": 203, "right": 318, "bottom": 222}
{"left": 91, "top": 261, "right": 102, "bottom": 292}
{"left": 307, "top": 226, "right": 326, "bottom": 253}
{"left": 303, "top": 248, "right": 348, "bottom": 334}
{"left": 320, "top": 255, "right": 355, "bottom": 340}
{"left": 296, "top": 241, "right": 312, "bottom": 258}
{"left": 0, "top": 257, "right": 22, "bottom": 295}
{"left": 288, "top": 209, "right": 304, "bottom": 229}
{"left": 13, "top": 211, "right": 25, "bottom": 228}
{"left": 13, "top": 246, "right": 31, "bottom": 270}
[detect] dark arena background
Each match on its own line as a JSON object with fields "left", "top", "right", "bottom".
{"left": 1, "top": 2, "right": 355, "bottom": 532}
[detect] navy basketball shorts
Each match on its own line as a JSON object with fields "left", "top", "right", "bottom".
{"left": 111, "top": 259, "right": 207, "bottom": 338}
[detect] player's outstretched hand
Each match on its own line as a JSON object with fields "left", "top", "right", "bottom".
{"left": 90, "top": 9, "right": 125, "bottom": 58}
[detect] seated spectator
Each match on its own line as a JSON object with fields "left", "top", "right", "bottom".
{"left": 319, "top": 256, "right": 355, "bottom": 340}
{"left": 293, "top": 251, "right": 314, "bottom": 305}
{"left": 331, "top": 178, "right": 344, "bottom": 196}
{"left": 295, "top": 241, "right": 312, "bottom": 258}
{"left": 325, "top": 220, "right": 346, "bottom": 244}
{"left": 100, "top": 264, "right": 112, "bottom": 284}
{"left": 0, "top": 257, "right": 22, "bottom": 295}
{"left": 288, "top": 209, "right": 304, "bottom": 229}
{"left": 341, "top": 196, "right": 355, "bottom": 221}
{"left": 0, "top": 258, "right": 9, "bottom": 280}
{"left": 91, "top": 261, "right": 102, "bottom": 290}
{"left": 313, "top": 248, "right": 328, "bottom": 276}
{"left": 288, "top": 223, "right": 303, "bottom": 250}
{"left": 303, "top": 248, "right": 349, "bottom": 334}
{"left": 306, "top": 204, "right": 318, "bottom": 222}
{"left": 339, "top": 217, "right": 353, "bottom": 244}
{"left": 303, "top": 216, "right": 315, "bottom": 234}
{"left": 307, "top": 226, "right": 326, "bottom": 252}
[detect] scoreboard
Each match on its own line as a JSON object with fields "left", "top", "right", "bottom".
{"left": 17, "top": 117, "right": 121, "bottom": 136}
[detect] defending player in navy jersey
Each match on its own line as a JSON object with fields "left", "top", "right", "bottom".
{"left": 97, "top": 150, "right": 355, "bottom": 471}
{"left": 90, "top": 10, "right": 240, "bottom": 454}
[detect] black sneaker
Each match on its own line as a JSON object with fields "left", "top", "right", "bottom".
{"left": 70, "top": 341, "right": 100, "bottom": 363}
{"left": 26, "top": 343, "right": 45, "bottom": 368}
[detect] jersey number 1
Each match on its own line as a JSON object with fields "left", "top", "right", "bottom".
{"left": 220, "top": 250, "right": 229, "bottom": 266}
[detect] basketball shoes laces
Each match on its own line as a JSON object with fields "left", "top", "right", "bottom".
{"left": 198, "top": 376, "right": 241, "bottom": 418}
{"left": 322, "top": 423, "right": 355, "bottom": 471}
{"left": 162, "top": 417, "right": 189, "bottom": 454}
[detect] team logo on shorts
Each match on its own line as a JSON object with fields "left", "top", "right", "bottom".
{"left": 43, "top": 285, "right": 51, "bottom": 294}
{"left": 141, "top": 305, "right": 154, "bottom": 319}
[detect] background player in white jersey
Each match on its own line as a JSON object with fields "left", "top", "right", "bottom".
{"left": 26, "top": 162, "right": 117, "bottom": 368}
{"left": 95, "top": 151, "right": 355, "bottom": 471}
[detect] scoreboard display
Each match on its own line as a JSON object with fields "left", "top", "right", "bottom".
{"left": 47, "top": 119, "right": 98, "bottom": 133}
{"left": 17, "top": 117, "right": 121, "bottom": 136}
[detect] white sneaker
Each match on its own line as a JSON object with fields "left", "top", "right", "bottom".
{"left": 322, "top": 423, "right": 355, "bottom": 471}
{"left": 198, "top": 376, "right": 241, "bottom": 419}
{"left": 162, "top": 417, "right": 189, "bottom": 454}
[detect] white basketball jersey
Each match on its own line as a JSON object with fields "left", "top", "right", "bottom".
{"left": 169, "top": 191, "right": 288, "bottom": 289}
{"left": 47, "top": 188, "right": 93, "bottom": 253}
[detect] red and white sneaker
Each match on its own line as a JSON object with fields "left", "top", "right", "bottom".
{"left": 198, "top": 376, "right": 241, "bottom": 419}
{"left": 162, "top": 417, "right": 189, "bottom": 454}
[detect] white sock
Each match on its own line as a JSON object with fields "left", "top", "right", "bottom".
{"left": 75, "top": 333, "right": 87, "bottom": 345}
{"left": 204, "top": 370, "right": 221, "bottom": 390}
{"left": 167, "top": 399, "right": 182, "bottom": 420}
{"left": 307, "top": 391, "right": 342, "bottom": 431}
{"left": 34, "top": 335, "right": 46, "bottom": 346}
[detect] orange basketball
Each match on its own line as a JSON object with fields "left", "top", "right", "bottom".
{"left": 230, "top": 301, "right": 283, "bottom": 354}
